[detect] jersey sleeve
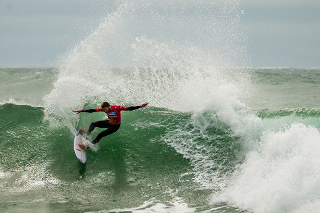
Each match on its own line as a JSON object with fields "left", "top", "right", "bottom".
{"left": 118, "top": 105, "right": 128, "bottom": 111}
{"left": 95, "top": 107, "right": 103, "bottom": 112}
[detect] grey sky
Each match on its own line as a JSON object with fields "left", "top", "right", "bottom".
{"left": 242, "top": 0, "right": 320, "bottom": 67}
{"left": 1, "top": 0, "right": 319, "bottom": 67}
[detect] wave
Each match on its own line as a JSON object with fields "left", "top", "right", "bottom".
{"left": 218, "top": 123, "right": 320, "bottom": 213}
{"left": 256, "top": 108, "right": 320, "bottom": 119}
{"left": 1, "top": 103, "right": 225, "bottom": 211}
{"left": 3, "top": 102, "right": 320, "bottom": 212}
{"left": 0, "top": 68, "right": 57, "bottom": 108}
{"left": 0, "top": 99, "right": 43, "bottom": 108}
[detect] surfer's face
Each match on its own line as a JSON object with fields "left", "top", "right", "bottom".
{"left": 102, "top": 106, "right": 111, "bottom": 113}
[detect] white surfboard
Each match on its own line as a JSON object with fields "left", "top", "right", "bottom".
{"left": 74, "top": 130, "right": 87, "bottom": 163}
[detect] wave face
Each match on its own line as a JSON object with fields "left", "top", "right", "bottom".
{"left": 0, "top": 102, "right": 250, "bottom": 212}
{"left": 3, "top": 1, "right": 320, "bottom": 213}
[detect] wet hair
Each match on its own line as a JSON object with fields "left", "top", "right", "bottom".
{"left": 101, "top": 102, "right": 110, "bottom": 108}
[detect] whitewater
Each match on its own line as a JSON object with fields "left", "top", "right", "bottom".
{"left": 1, "top": 1, "right": 320, "bottom": 213}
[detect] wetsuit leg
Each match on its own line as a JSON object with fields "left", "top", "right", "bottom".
{"left": 92, "top": 123, "right": 121, "bottom": 144}
{"left": 87, "top": 119, "right": 110, "bottom": 134}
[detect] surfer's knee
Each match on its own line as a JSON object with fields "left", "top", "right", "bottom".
{"left": 88, "top": 122, "right": 96, "bottom": 133}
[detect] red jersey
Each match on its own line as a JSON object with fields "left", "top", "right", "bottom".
{"left": 95, "top": 105, "right": 128, "bottom": 125}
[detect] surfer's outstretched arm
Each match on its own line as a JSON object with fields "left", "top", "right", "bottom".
{"left": 72, "top": 109, "right": 96, "bottom": 114}
{"left": 127, "top": 103, "right": 149, "bottom": 111}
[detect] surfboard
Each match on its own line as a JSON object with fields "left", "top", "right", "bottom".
{"left": 74, "top": 129, "right": 88, "bottom": 163}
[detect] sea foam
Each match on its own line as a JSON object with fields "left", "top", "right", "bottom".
{"left": 218, "top": 123, "right": 320, "bottom": 213}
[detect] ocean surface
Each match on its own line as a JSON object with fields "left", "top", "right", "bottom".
{"left": 2, "top": 67, "right": 320, "bottom": 213}
{"left": 2, "top": 1, "right": 320, "bottom": 213}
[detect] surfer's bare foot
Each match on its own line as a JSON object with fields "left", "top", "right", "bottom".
{"left": 78, "top": 144, "right": 88, "bottom": 150}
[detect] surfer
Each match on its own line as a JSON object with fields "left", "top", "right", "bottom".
{"left": 73, "top": 102, "right": 148, "bottom": 149}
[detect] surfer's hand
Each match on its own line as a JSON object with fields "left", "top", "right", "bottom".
{"left": 140, "top": 103, "right": 149, "bottom": 108}
{"left": 73, "top": 110, "right": 82, "bottom": 114}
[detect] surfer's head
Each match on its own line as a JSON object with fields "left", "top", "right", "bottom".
{"left": 101, "top": 102, "right": 111, "bottom": 113}
{"left": 101, "top": 102, "right": 110, "bottom": 108}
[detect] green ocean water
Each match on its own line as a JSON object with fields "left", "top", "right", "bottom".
{"left": 2, "top": 68, "right": 320, "bottom": 213}
{"left": 0, "top": 100, "right": 198, "bottom": 212}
